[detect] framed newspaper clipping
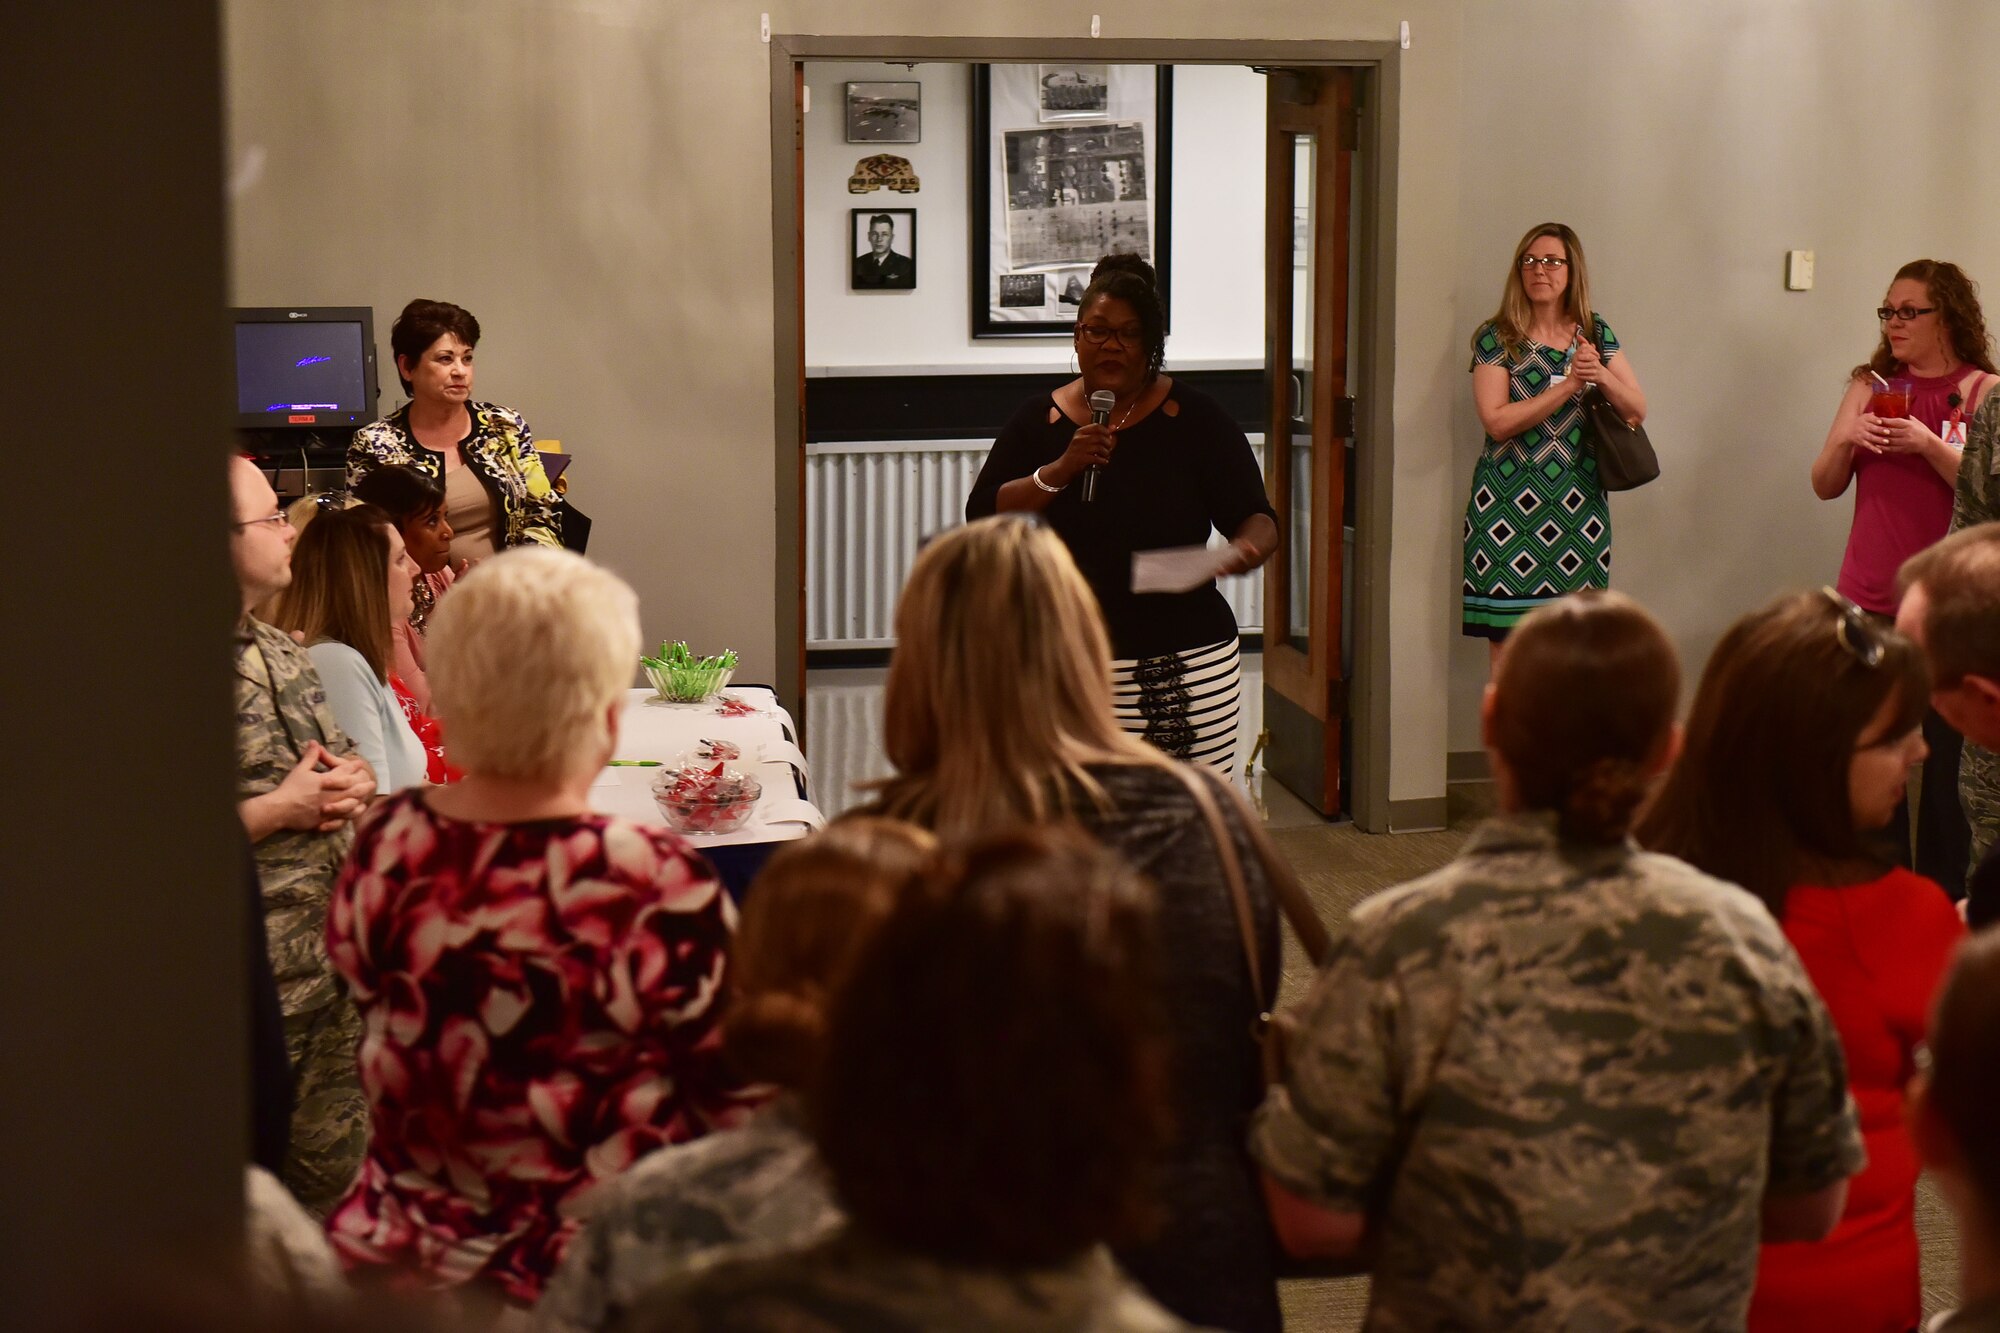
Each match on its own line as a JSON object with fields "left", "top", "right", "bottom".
{"left": 970, "top": 63, "right": 1173, "bottom": 339}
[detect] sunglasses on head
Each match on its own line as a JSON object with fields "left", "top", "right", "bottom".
{"left": 1821, "top": 587, "right": 1885, "bottom": 668}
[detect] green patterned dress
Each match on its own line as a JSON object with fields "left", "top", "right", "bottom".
{"left": 1462, "top": 315, "right": 1619, "bottom": 639}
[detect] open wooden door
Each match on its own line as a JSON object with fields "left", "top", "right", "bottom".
{"left": 1260, "top": 67, "right": 1356, "bottom": 816}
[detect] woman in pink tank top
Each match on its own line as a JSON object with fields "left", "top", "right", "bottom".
{"left": 1811, "top": 259, "right": 1999, "bottom": 894}
{"left": 1813, "top": 260, "right": 1998, "bottom": 613}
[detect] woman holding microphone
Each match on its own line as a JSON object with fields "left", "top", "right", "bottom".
{"left": 1461, "top": 222, "right": 1645, "bottom": 666}
{"left": 967, "top": 254, "right": 1276, "bottom": 773}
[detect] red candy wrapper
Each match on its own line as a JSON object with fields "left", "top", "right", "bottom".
{"left": 716, "top": 696, "right": 758, "bottom": 718}
{"left": 694, "top": 738, "right": 742, "bottom": 761}
{"left": 652, "top": 761, "right": 761, "bottom": 835}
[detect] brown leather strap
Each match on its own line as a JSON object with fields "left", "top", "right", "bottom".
{"left": 1169, "top": 762, "right": 1270, "bottom": 1010}
{"left": 1167, "top": 764, "right": 1334, "bottom": 1009}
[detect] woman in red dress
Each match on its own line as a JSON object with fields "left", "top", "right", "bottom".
{"left": 324, "top": 547, "right": 753, "bottom": 1311}
{"left": 1639, "top": 588, "right": 1965, "bottom": 1333}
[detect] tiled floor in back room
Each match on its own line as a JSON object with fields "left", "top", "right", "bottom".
{"left": 802, "top": 653, "right": 1960, "bottom": 1331}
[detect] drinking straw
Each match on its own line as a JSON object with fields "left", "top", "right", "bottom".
{"left": 1870, "top": 369, "right": 1891, "bottom": 388}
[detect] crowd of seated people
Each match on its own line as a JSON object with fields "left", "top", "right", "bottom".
{"left": 226, "top": 383, "right": 2000, "bottom": 1328}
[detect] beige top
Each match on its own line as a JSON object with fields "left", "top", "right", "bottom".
{"left": 443, "top": 461, "right": 498, "bottom": 562}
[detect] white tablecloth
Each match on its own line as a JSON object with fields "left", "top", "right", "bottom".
{"left": 589, "top": 687, "right": 824, "bottom": 847}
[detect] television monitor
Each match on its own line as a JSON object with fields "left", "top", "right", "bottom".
{"left": 232, "top": 306, "right": 378, "bottom": 430}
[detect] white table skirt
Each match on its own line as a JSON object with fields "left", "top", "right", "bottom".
{"left": 589, "top": 687, "right": 824, "bottom": 848}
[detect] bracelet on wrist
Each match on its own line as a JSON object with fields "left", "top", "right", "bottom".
{"left": 1030, "top": 466, "right": 1063, "bottom": 494}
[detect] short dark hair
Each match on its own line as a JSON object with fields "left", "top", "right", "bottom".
{"left": 1928, "top": 930, "right": 2000, "bottom": 1211}
{"left": 1637, "top": 589, "right": 1929, "bottom": 914}
{"left": 1077, "top": 252, "right": 1166, "bottom": 377}
{"left": 812, "top": 825, "right": 1170, "bottom": 1267}
{"left": 1900, "top": 522, "right": 2000, "bottom": 686}
{"left": 867, "top": 213, "right": 893, "bottom": 230}
{"left": 349, "top": 463, "right": 445, "bottom": 529}
{"left": 389, "top": 299, "right": 480, "bottom": 394}
{"left": 1491, "top": 590, "right": 1679, "bottom": 843}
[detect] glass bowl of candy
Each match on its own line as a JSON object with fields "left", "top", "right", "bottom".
{"left": 651, "top": 763, "right": 762, "bottom": 835}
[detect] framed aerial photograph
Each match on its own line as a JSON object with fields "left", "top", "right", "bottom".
{"left": 851, "top": 208, "right": 917, "bottom": 291}
{"left": 1037, "top": 64, "right": 1110, "bottom": 121}
{"left": 845, "top": 81, "right": 921, "bottom": 144}
{"left": 970, "top": 64, "right": 1172, "bottom": 338}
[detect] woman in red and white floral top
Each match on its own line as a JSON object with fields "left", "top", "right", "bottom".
{"left": 325, "top": 547, "right": 752, "bottom": 1307}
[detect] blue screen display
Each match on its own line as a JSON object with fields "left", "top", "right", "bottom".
{"left": 235, "top": 321, "right": 368, "bottom": 416}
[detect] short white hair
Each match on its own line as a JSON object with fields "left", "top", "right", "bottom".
{"left": 428, "top": 547, "right": 640, "bottom": 781}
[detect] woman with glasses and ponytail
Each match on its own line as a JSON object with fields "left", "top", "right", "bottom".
{"left": 967, "top": 253, "right": 1276, "bottom": 775}
{"left": 1638, "top": 589, "right": 1964, "bottom": 1333}
{"left": 1462, "top": 222, "right": 1646, "bottom": 666}
{"left": 1814, "top": 260, "right": 1998, "bottom": 894}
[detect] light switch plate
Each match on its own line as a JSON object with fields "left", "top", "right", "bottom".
{"left": 1786, "top": 249, "right": 1815, "bottom": 291}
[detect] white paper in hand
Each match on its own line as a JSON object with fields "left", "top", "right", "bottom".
{"left": 1132, "top": 545, "right": 1232, "bottom": 594}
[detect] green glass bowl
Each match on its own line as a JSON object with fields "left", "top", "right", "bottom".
{"left": 644, "top": 662, "right": 735, "bottom": 703}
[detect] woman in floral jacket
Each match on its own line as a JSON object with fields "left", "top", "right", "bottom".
{"left": 325, "top": 547, "right": 752, "bottom": 1309}
{"left": 347, "top": 299, "right": 562, "bottom": 557}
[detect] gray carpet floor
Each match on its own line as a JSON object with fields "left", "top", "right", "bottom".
{"left": 1257, "top": 779, "right": 1960, "bottom": 1331}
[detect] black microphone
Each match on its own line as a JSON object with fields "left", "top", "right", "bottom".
{"left": 1081, "top": 389, "right": 1115, "bottom": 503}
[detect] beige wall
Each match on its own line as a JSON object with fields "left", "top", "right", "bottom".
{"left": 225, "top": 0, "right": 1464, "bottom": 804}
{"left": 1446, "top": 0, "right": 2000, "bottom": 752}
{"left": 229, "top": 1, "right": 1991, "bottom": 805}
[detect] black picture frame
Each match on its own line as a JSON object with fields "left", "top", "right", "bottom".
{"left": 850, "top": 208, "right": 917, "bottom": 291}
{"left": 969, "top": 64, "right": 1172, "bottom": 339}
{"left": 844, "top": 80, "right": 921, "bottom": 144}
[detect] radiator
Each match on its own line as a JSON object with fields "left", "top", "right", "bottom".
{"left": 806, "top": 438, "right": 1266, "bottom": 651}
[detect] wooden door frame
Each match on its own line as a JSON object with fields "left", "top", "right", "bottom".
{"left": 768, "top": 36, "right": 1401, "bottom": 833}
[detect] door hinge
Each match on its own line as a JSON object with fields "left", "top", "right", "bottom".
{"left": 1333, "top": 396, "right": 1357, "bottom": 439}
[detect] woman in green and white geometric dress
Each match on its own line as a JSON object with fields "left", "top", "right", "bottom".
{"left": 1463, "top": 222, "right": 1648, "bottom": 667}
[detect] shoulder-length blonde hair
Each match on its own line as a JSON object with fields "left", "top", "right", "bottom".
{"left": 868, "top": 516, "right": 1162, "bottom": 834}
{"left": 270, "top": 504, "right": 395, "bottom": 681}
{"left": 1477, "top": 221, "right": 1594, "bottom": 362}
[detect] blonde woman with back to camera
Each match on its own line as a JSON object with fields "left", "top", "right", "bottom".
{"left": 323, "top": 547, "right": 752, "bottom": 1313}
{"left": 862, "top": 514, "right": 1294, "bottom": 1333}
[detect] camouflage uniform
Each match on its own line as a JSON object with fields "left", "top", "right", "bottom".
{"left": 535, "top": 1099, "right": 841, "bottom": 1333}
{"left": 1952, "top": 394, "right": 2000, "bottom": 874}
{"left": 622, "top": 1228, "right": 1202, "bottom": 1333}
{"left": 1250, "top": 813, "right": 1865, "bottom": 1333}
{"left": 234, "top": 616, "right": 367, "bottom": 1215}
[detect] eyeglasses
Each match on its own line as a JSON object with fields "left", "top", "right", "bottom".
{"left": 1077, "top": 323, "right": 1143, "bottom": 348}
{"left": 1520, "top": 255, "right": 1570, "bottom": 270}
{"left": 233, "top": 510, "right": 292, "bottom": 531}
{"left": 1877, "top": 304, "right": 1937, "bottom": 323}
{"left": 1821, "top": 586, "right": 1885, "bottom": 668}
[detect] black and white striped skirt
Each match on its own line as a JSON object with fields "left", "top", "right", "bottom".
{"left": 1111, "top": 638, "right": 1242, "bottom": 776}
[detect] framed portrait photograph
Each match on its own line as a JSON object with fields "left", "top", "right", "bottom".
{"left": 970, "top": 64, "right": 1173, "bottom": 338}
{"left": 845, "top": 81, "right": 920, "bottom": 144}
{"left": 1037, "top": 64, "right": 1110, "bottom": 122}
{"left": 851, "top": 208, "right": 917, "bottom": 291}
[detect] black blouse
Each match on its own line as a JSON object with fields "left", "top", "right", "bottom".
{"left": 966, "top": 382, "right": 1275, "bottom": 660}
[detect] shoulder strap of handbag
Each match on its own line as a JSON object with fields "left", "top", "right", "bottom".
{"left": 1166, "top": 763, "right": 1333, "bottom": 1013}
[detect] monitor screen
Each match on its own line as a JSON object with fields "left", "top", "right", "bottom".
{"left": 232, "top": 307, "right": 377, "bottom": 429}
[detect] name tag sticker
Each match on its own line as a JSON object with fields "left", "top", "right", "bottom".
{"left": 1944, "top": 418, "right": 1968, "bottom": 447}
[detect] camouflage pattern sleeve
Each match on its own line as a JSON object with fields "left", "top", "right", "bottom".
{"left": 1248, "top": 929, "right": 1404, "bottom": 1209}
{"left": 1763, "top": 950, "right": 1867, "bottom": 1195}
{"left": 1953, "top": 390, "right": 2000, "bottom": 531}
